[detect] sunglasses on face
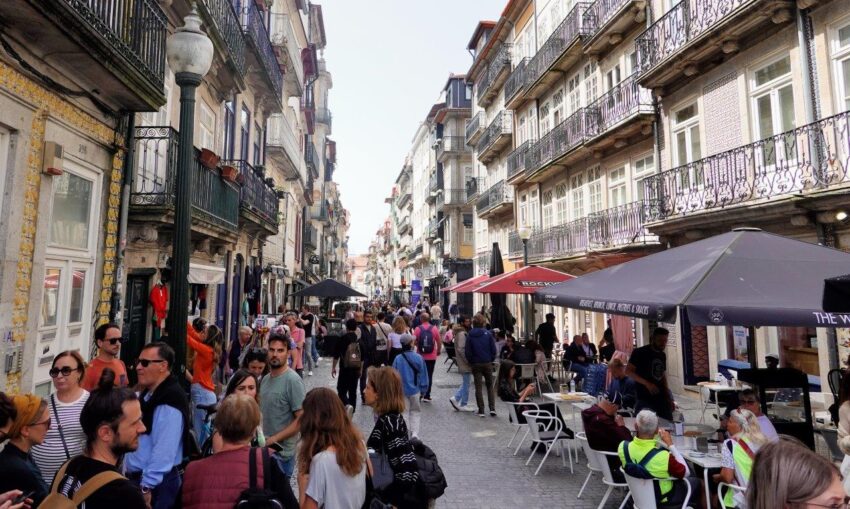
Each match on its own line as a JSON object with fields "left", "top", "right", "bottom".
{"left": 135, "top": 358, "right": 166, "bottom": 368}
{"left": 102, "top": 338, "right": 121, "bottom": 345}
{"left": 29, "top": 417, "right": 51, "bottom": 428}
{"left": 49, "top": 366, "right": 80, "bottom": 378}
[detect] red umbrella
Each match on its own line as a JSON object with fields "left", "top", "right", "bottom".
{"left": 475, "top": 265, "right": 574, "bottom": 294}
{"left": 446, "top": 274, "right": 491, "bottom": 293}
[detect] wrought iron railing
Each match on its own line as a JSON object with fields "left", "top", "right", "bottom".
{"left": 635, "top": 0, "right": 753, "bottom": 76}
{"left": 475, "top": 251, "right": 492, "bottom": 274}
{"left": 61, "top": 0, "right": 167, "bottom": 89}
{"left": 310, "top": 204, "right": 329, "bottom": 222}
{"left": 411, "top": 244, "right": 423, "bottom": 259}
{"left": 429, "top": 171, "right": 443, "bottom": 193}
{"left": 504, "top": 57, "right": 530, "bottom": 105}
{"left": 583, "top": 0, "right": 631, "bottom": 34}
{"left": 643, "top": 110, "right": 850, "bottom": 220}
{"left": 240, "top": 1, "right": 283, "bottom": 99}
{"left": 587, "top": 74, "right": 654, "bottom": 137}
{"left": 396, "top": 190, "right": 411, "bottom": 209}
{"left": 508, "top": 231, "right": 524, "bottom": 258}
{"left": 477, "top": 43, "right": 513, "bottom": 106}
{"left": 526, "top": 218, "right": 589, "bottom": 262}
{"left": 526, "top": 3, "right": 591, "bottom": 87}
{"left": 527, "top": 108, "right": 590, "bottom": 175}
{"left": 132, "top": 126, "right": 239, "bottom": 231}
{"left": 437, "top": 136, "right": 467, "bottom": 158}
{"left": 305, "top": 142, "right": 319, "bottom": 178}
{"left": 427, "top": 218, "right": 441, "bottom": 238}
{"left": 223, "top": 159, "right": 279, "bottom": 227}
{"left": 507, "top": 140, "right": 533, "bottom": 180}
{"left": 588, "top": 201, "right": 653, "bottom": 247}
{"left": 476, "top": 180, "right": 513, "bottom": 215}
{"left": 465, "top": 111, "right": 485, "bottom": 145}
{"left": 198, "top": 0, "right": 246, "bottom": 76}
{"left": 465, "top": 177, "right": 484, "bottom": 202}
{"left": 316, "top": 108, "right": 332, "bottom": 130}
{"left": 268, "top": 13, "right": 304, "bottom": 86}
{"left": 476, "top": 110, "right": 514, "bottom": 156}
{"left": 304, "top": 223, "right": 318, "bottom": 249}
{"left": 267, "top": 113, "right": 304, "bottom": 180}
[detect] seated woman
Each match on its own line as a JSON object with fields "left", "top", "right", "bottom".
{"left": 497, "top": 360, "right": 571, "bottom": 436}
{"left": 499, "top": 335, "right": 515, "bottom": 361}
{"left": 713, "top": 408, "right": 769, "bottom": 509}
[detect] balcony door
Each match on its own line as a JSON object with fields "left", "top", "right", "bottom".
{"left": 541, "top": 189, "right": 554, "bottom": 229}
{"left": 672, "top": 103, "right": 703, "bottom": 192}
{"left": 751, "top": 55, "right": 797, "bottom": 192}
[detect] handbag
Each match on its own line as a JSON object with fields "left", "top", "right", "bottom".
{"left": 367, "top": 431, "right": 393, "bottom": 491}
{"left": 50, "top": 394, "right": 71, "bottom": 459}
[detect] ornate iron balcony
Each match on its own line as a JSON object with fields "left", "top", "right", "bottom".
{"left": 240, "top": 1, "right": 283, "bottom": 101}
{"left": 443, "top": 189, "right": 467, "bottom": 207}
{"left": 507, "top": 140, "right": 533, "bottom": 181}
{"left": 223, "top": 159, "right": 279, "bottom": 231}
{"left": 643, "top": 110, "right": 850, "bottom": 221}
{"left": 526, "top": 109, "right": 590, "bottom": 177}
{"left": 266, "top": 113, "right": 305, "bottom": 181}
{"left": 525, "top": 218, "right": 589, "bottom": 262}
{"left": 316, "top": 108, "right": 332, "bottom": 131}
{"left": 465, "top": 177, "right": 484, "bottom": 203}
{"left": 305, "top": 142, "right": 320, "bottom": 179}
{"left": 475, "top": 251, "right": 492, "bottom": 275}
{"left": 437, "top": 136, "right": 467, "bottom": 160}
{"left": 477, "top": 43, "right": 513, "bottom": 108}
{"left": 508, "top": 231, "right": 524, "bottom": 258}
{"left": 465, "top": 111, "right": 485, "bottom": 146}
{"left": 504, "top": 57, "right": 530, "bottom": 107}
{"left": 476, "top": 180, "right": 514, "bottom": 217}
{"left": 269, "top": 13, "right": 305, "bottom": 90}
{"left": 304, "top": 223, "right": 318, "bottom": 249}
{"left": 476, "top": 110, "right": 514, "bottom": 162}
{"left": 310, "top": 204, "right": 329, "bottom": 222}
{"left": 587, "top": 201, "right": 654, "bottom": 248}
{"left": 131, "top": 126, "right": 239, "bottom": 232}
{"left": 526, "top": 3, "right": 591, "bottom": 94}
{"left": 587, "top": 73, "right": 654, "bottom": 137}
{"left": 411, "top": 244, "right": 424, "bottom": 259}
{"left": 198, "top": 0, "right": 246, "bottom": 77}
{"left": 429, "top": 171, "right": 444, "bottom": 194}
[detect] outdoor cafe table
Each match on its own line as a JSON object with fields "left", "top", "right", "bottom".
{"left": 541, "top": 392, "right": 594, "bottom": 427}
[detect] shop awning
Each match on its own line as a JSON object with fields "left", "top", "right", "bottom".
{"left": 291, "top": 278, "right": 366, "bottom": 298}
{"left": 475, "top": 265, "right": 574, "bottom": 294}
{"left": 534, "top": 228, "right": 850, "bottom": 327}
{"left": 442, "top": 274, "right": 489, "bottom": 293}
{"left": 188, "top": 263, "right": 226, "bottom": 285}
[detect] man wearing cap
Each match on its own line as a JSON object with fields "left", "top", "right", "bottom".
{"left": 765, "top": 353, "right": 779, "bottom": 370}
{"left": 391, "top": 334, "right": 429, "bottom": 438}
{"left": 82, "top": 323, "right": 128, "bottom": 390}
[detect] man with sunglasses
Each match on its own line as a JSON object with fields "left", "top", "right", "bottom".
{"left": 82, "top": 323, "right": 128, "bottom": 391}
{"left": 125, "top": 343, "right": 192, "bottom": 509}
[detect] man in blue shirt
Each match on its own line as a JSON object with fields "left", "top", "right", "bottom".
{"left": 606, "top": 358, "right": 637, "bottom": 410}
{"left": 465, "top": 313, "right": 498, "bottom": 418}
{"left": 125, "top": 342, "right": 189, "bottom": 509}
{"left": 391, "top": 334, "right": 428, "bottom": 438}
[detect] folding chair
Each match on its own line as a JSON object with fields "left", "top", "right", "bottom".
{"left": 595, "top": 450, "right": 632, "bottom": 509}
{"left": 819, "top": 427, "right": 845, "bottom": 465}
{"left": 575, "top": 432, "right": 602, "bottom": 499}
{"left": 523, "top": 409, "right": 573, "bottom": 475}
{"left": 504, "top": 401, "right": 541, "bottom": 455}
{"left": 621, "top": 469, "right": 693, "bottom": 509}
{"left": 443, "top": 342, "right": 457, "bottom": 372}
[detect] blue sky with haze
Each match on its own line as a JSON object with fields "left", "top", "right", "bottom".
{"left": 321, "top": 0, "right": 503, "bottom": 255}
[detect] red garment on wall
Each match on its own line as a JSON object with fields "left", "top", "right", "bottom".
{"left": 150, "top": 284, "right": 169, "bottom": 327}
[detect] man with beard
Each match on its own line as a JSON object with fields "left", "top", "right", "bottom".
{"left": 260, "top": 333, "right": 305, "bottom": 477}
{"left": 48, "top": 368, "right": 147, "bottom": 508}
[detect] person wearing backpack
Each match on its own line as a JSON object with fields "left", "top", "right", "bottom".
{"left": 618, "top": 409, "right": 701, "bottom": 507}
{"left": 373, "top": 312, "right": 393, "bottom": 367}
{"left": 355, "top": 311, "right": 378, "bottom": 404}
{"left": 182, "top": 394, "right": 298, "bottom": 509}
{"left": 43, "top": 368, "right": 146, "bottom": 509}
{"left": 332, "top": 319, "right": 362, "bottom": 413}
{"left": 413, "top": 312, "right": 441, "bottom": 403}
{"left": 712, "top": 408, "right": 768, "bottom": 509}
{"left": 391, "top": 335, "right": 429, "bottom": 439}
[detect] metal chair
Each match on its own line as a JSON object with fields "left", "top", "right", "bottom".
{"left": 522, "top": 409, "right": 574, "bottom": 475}
{"left": 596, "top": 450, "right": 632, "bottom": 509}
{"left": 717, "top": 482, "right": 746, "bottom": 509}
{"left": 621, "top": 469, "right": 693, "bottom": 509}
{"left": 504, "top": 401, "right": 541, "bottom": 455}
{"left": 575, "top": 432, "right": 603, "bottom": 499}
{"left": 818, "top": 427, "right": 845, "bottom": 464}
{"left": 443, "top": 342, "right": 457, "bottom": 372}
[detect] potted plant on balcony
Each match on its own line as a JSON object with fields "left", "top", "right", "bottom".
{"left": 265, "top": 177, "right": 275, "bottom": 187}
{"left": 199, "top": 148, "right": 220, "bottom": 169}
{"left": 221, "top": 164, "right": 239, "bottom": 182}
{"left": 276, "top": 189, "right": 285, "bottom": 199}
{"left": 255, "top": 165, "right": 265, "bottom": 178}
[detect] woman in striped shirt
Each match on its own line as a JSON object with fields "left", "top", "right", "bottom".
{"left": 31, "top": 350, "right": 89, "bottom": 484}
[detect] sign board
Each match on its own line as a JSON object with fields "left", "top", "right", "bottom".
{"left": 411, "top": 280, "right": 422, "bottom": 307}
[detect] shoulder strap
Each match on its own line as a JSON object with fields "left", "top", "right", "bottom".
{"left": 50, "top": 459, "right": 73, "bottom": 492}
{"left": 248, "top": 447, "right": 258, "bottom": 489}
{"left": 71, "top": 471, "right": 125, "bottom": 504}
{"left": 51, "top": 394, "right": 71, "bottom": 459}
{"left": 733, "top": 438, "right": 756, "bottom": 460}
{"left": 261, "top": 447, "right": 273, "bottom": 490}
{"left": 623, "top": 442, "right": 632, "bottom": 464}
{"left": 401, "top": 352, "right": 419, "bottom": 375}
{"left": 639, "top": 447, "right": 663, "bottom": 467}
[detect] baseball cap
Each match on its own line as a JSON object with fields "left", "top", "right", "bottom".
{"left": 400, "top": 334, "right": 415, "bottom": 346}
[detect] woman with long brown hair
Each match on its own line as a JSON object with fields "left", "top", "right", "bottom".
{"left": 297, "top": 387, "right": 366, "bottom": 509}
{"left": 188, "top": 323, "right": 223, "bottom": 445}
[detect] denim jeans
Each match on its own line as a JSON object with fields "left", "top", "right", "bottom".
{"left": 303, "top": 336, "right": 315, "bottom": 371}
{"left": 274, "top": 454, "right": 295, "bottom": 477}
{"left": 454, "top": 372, "right": 472, "bottom": 406}
{"left": 190, "top": 383, "right": 216, "bottom": 445}
{"left": 130, "top": 467, "right": 181, "bottom": 509}
{"left": 310, "top": 336, "right": 319, "bottom": 362}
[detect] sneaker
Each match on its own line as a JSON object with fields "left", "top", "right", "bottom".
{"left": 449, "top": 397, "right": 460, "bottom": 411}
{"left": 422, "top": 396, "right": 432, "bottom": 403}
{"left": 345, "top": 405, "right": 354, "bottom": 418}
{"left": 308, "top": 371, "right": 313, "bottom": 376}
{"left": 489, "top": 410, "right": 497, "bottom": 417}
{"left": 461, "top": 405, "right": 476, "bottom": 412}
{"left": 477, "top": 412, "right": 486, "bottom": 418}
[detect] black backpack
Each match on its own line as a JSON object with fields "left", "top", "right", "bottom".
{"left": 409, "top": 437, "right": 447, "bottom": 500}
{"left": 236, "top": 448, "right": 283, "bottom": 509}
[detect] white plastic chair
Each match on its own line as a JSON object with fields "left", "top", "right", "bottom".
{"left": 717, "top": 482, "right": 746, "bottom": 509}
{"left": 522, "top": 409, "right": 574, "bottom": 475}
{"left": 575, "top": 432, "right": 603, "bottom": 499}
{"left": 504, "top": 401, "right": 541, "bottom": 455}
{"left": 621, "top": 468, "right": 693, "bottom": 509}
{"left": 596, "top": 450, "right": 631, "bottom": 509}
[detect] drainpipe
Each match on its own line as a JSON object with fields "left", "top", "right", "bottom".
{"left": 796, "top": 7, "right": 824, "bottom": 184}
{"left": 111, "top": 113, "right": 135, "bottom": 326}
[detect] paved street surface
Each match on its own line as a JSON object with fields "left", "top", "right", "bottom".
{"left": 302, "top": 352, "right": 705, "bottom": 509}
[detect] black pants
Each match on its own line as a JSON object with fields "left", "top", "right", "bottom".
{"left": 389, "top": 348, "right": 403, "bottom": 365}
{"left": 359, "top": 360, "right": 371, "bottom": 398}
{"left": 337, "top": 369, "right": 359, "bottom": 411}
{"left": 424, "top": 359, "right": 436, "bottom": 398}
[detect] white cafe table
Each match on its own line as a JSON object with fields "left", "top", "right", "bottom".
{"left": 541, "top": 392, "right": 593, "bottom": 427}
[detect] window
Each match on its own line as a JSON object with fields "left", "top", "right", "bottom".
{"left": 254, "top": 121, "right": 263, "bottom": 165}
{"left": 529, "top": 189, "right": 540, "bottom": 227}
{"left": 627, "top": 51, "right": 638, "bottom": 76}
{"left": 199, "top": 102, "right": 216, "bottom": 151}
{"left": 519, "top": 193, "right": 528, "bottom": 228}
{"left": 588, "top": 166, "right": 603, "bottom": 213}
{"left": 633, "top": 154, "right": 655, "bottom": 201}
{"left": 224, "top": 99, "right": 236, "bottom": 159}
{"left": 751, "top": 55, "right": 795, "bottom": 165}
{"left": 463, "top": 223, "right": 474, "bottom": 244}
{"left": 465, "top": 84, "right": 472, "bottom": 100}
{"left": 139, "top": 69, "right": 171, "bottom": 126}
{"left": 542, "top": 189, "right": 554, "bottom": 228}
{"left": 538, "top": 13, "right": 549, "bottom": 43}
{"left": 834, "top": 23, "right": 850, "bottom": 110}
{"left": 522, "top": 23, "right": 535, "bottom": 59}
{"left": 49, "top": 171, "right": 94, "bottom": 250}
{"left": 0, "top": 127, "right": 8, "bottom": 215}
{"left": 606, "top": 64, "right": 621, "bottom": 91}
{"left": 570, "top": 173, "right": 584, "bottom": 220}
{"left": 608, "top": 166, "right": 627, "bottom": 207}
{"left": 518, "top": 115, "right": 527, "bottom": 145}
{"left": 584, "top": 62, "right": 598, "bottom": 106}
{"left": 553, "top": 89, "right": 564, "bottom": 126}
{"left": 568, "top": 74, "right": 581, "bottom": 114}
{"left": 672, "top": 102, "right": 703, "bottom": 188}
{"left": 540, "top": 102, "right": 551, "bottom": 135}
{"left": 555, "top": 183, "right": 568, "bottom": 224}
{"left": 240, "top": 105, "right": 251, "bottom": 161}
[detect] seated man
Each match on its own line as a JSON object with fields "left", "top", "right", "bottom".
{"left": 581, "top": 397, "right": 632, "bottom": 481}
{"left": 606, "top": 358, "right": 637, "bottom": 410}
{"left": 721, "top": 388, "right": 778, "bottom": 442}
{"left": 618, "top": 410, "right": 701, "bottom": 507}
{"left": 564, "top": 334, "right": 595, "bottom": 382}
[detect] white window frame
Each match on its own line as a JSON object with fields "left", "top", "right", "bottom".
{"left": 608, "top": 165, "right": 627, "bottom": 208}
{"left": 555, "top": 182, "right": 568, "bottom": 225}
{"left": 632, "top": 153, "right": 655, "bottom": 202}
{"left": 671, "top": 101, "right": 704, "bottom": 189}
{"left": 540, "top": 102, "right": 551, "bottom": 135}
{"left": 570, "top": 173, "right": 585, "bottom": 221}
{"left": 553, "top": 89, "right": 564, "bottom": 126}
{"left": 199, "top": 101, "right": 216, "bottom": 152}
{"left": 587, "top": 166, "right": 603, "bottom": 214}
{"left": 749, "top": 53, "right": 796, "bottom": 171}
{"left": 831, "top": 19, "right": 850, "bottom": 112}
{"left": 541, "top": 188, "right": 554, "bottom": 228}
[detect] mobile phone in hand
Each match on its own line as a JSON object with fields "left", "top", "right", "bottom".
{"left": 268, "top": 442, "right": 284, "bottom": 452}
{"left": 13, "top": 491, "right": 35, "bottom": 505}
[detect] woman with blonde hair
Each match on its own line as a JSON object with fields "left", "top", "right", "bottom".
{"left": 388, "top": 315, "right": 408, "bottom": 364}
{"left": 713, "top": 408, "right": 768, "bottom": 508}
{"left": 188, "top": 323, "right": 223, "bottom": 444}
{"left": 363, "top": 367, "right": 424, "bottom": 508}
{"left": 746, "top": 435, "right": 844, "bottom": 509}
{"left": 297, "top": 388, "right": 366, "bottom": 508}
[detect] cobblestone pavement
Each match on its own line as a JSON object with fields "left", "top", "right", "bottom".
{"left": 302, "top": 352, "right": 706, "bottom": 509}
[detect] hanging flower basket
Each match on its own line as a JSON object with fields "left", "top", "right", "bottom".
{"left": 199, "top": 148, "right": 220, "bottom": 169}
{"left": 221, "top": 165, "right": 239, "bottom": 182}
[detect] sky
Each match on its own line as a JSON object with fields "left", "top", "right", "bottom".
{"left": 320, "top": 0, "right": 504, "bottom": 256}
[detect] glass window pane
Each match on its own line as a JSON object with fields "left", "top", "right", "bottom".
{"left": 676, "top": 131, "right": 688, "bottom": 165}
{"left": 843, "top": 59, "right": 850, "bottom": 110}
{"left": 778, "top": 85, "right": 795, "bottom": 132}
{"left": 675, "top": 104, "right": 697, "bottom": 123}
{"left": 755, "top": 57, "right": 791, "bottom": 86}
{"left": 690, "top": 126, "right": 702, "bottom": 161}
{"left": 839, "top": 25, "right": 850, "bottom": 48}
{"left": 68, "top": 270, "right": 86, "bottom": 323}
{"left": 42, "top": 268, "right": 61, "bottom": 327}
{"left": 49, "top": 172, "right": 93, "bottom": 249}
{"left": 756, "top": 94, "right": 774, "bottom": 139}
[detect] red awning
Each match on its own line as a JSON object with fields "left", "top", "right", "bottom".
{"left": 442, "top": 274, "right": 489, "bottom": 293}
{"left": 474, "top": 265, "right": 574, "bottom": 294}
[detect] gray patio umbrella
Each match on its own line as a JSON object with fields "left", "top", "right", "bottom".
{"left": 290, "top": 278, "right": 366, "bottom": 298}
{"left": 488, "top": 242, "right": 515, "bottom": 333}
{"left": 534, "top": 228, "right": 850, "bottom": 327}
{"left": 823, "top": 274, "right": 850, "bottom": 313}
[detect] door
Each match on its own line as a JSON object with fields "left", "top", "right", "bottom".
{"left": 121, "top": 275, "right": 149, "bottom": 386}
{"left": 230, "top": 254, "right": 244, "bottom": 343}
{"left": 751, "top": 56, "right": 796, "bottom": 188}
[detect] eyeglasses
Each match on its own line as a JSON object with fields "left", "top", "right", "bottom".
{"left": 806, "top": 502, "right": 850, "bottom": 509}
{"left": 101, "top": 338, "right": 121, "bottom": 345}
{"left": 135, "top": 358, "right": 166, "bottom": 368}
{"left": 49, "top": 366, "right": 80, "bottom": 378}
{"left": 29, "top": 417, "right": 51, "bottom": 428}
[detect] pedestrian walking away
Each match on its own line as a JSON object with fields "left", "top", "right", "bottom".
{"left": 413, "top": 311, "right": 441, "bottom": 402}
{"left": 449, "top": 316, "right": 475, "bottom": 412}
{"left": 301, "top": 305, "right": 319, "bottom": 375}
{"left": 332, "top": 319, "right": 362, "bottom": 413}
{"left": 465, "top": 313, "right": 498, "bottom": 418}
{"left": 355, "top": 310, "right": 378, "bottom": 403}
{"left": 390, "top": 334, "right": 429, "bottom": 438}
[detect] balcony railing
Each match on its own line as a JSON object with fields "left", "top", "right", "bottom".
{"left": 131, "top": 126, "right": 239, "bottom": 231}
{"left": 240, "top": 1, "right": 283, "bottom": 100}
{"left": 411, "top": 244, "right": 424, "bottom": 259}
{"left": 310, "top": 204, "right": 329, "bottom": 222}
{"left": 465, "top": 111, "right": 485, "bottom": 146}
{"left": 643, "top": 110, "right": 850, "bottom": 221}
{"left": 504, "top": 57, "right": 530, "bottom": 106}
{"left": 583, "top": 0, "right": 632, "bottom": 34}
{"left": 477, "top": 43, "right": 513, "bottom": 107}
{"left": 476, "top": 110, "right": 514, "bottom": 159}
{"left": 465, "top": 177, "right": 484, "bottom": 202}
{"left": 223, "top": 160, "right": 279, "bottom": 228}
{"left": 443, "top": 189, "right": 467, "bottom": 206}
{"left": 267, "top": 113, "right": 305, "bottom": 181}
{"left": 636, "top": 0, "right": 754, "bottom": 78}
{"left": 198, "top": 0, "right": 246, "bottom": 76}
{"left": 588, "top": 201, "right": 654, "bottom": 247}
{"left": 316, "top": 108, "right": 332, "bottom": 131}
{"left": 588, "top": 74, "right": 654, "bottom": 137}
{"left": 304, "top": 223, "right": 318, "bottom": 249}
{"left": 507, "top": 140, "right": 533, "bottom": 181}
{"left": 305, "top": 142, "right": 319, "bottom": 178}
{"left": 396, "top": 190, "right": 411, "bottom": 209}
{"left": 426, "top": 218, "right": 441, "bottom": 239}
{"left": 527, "top": 109, "right": 590, "bottom": 176}
{"left": 475, "top": 251, "right": 492, "bottom": 274}
{"left": 268, "top": 13, "right": 305, "bottom": 88}
{"left": 429, "top": 171, "right": 444, "bottom": 194}
{"left": 526, "top": 3, "right": 591, "bottom": 91}
{"left": 526, "top": 218, "right": 589, "bottom": 262}
{"left": 437, "top": 136, "right": 467, "bottom": 159}
{"left": 476, "top": 180, "right": 513, "bottom": 216}
{"left": 397, "top": 215, "right": 411, "bottom": 233}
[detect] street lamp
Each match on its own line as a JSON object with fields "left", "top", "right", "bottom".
{"left": 518, "top": 226, "right": 533, "bottom": 340}
{"left": 165, "top": 7, "right": 213, "bottom": 380}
